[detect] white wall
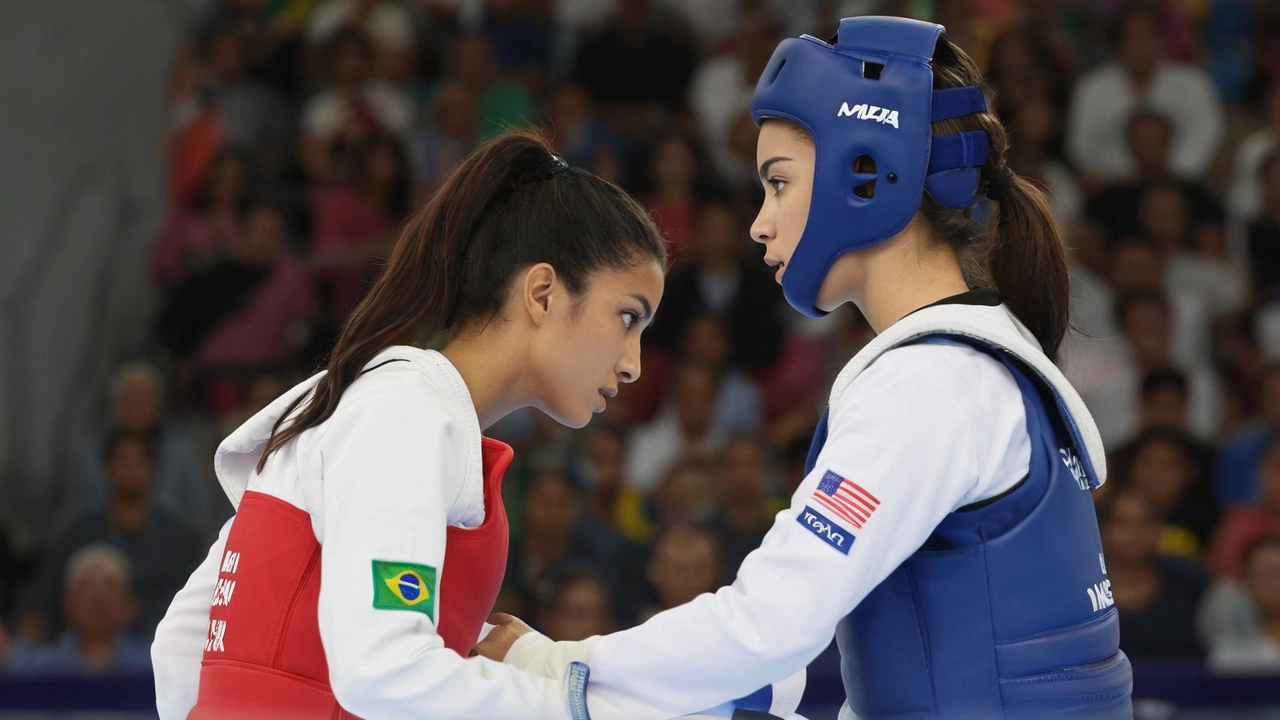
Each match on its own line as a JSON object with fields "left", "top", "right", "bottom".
{"left": 0, "top": 0, "right": 186, "bottom": 553}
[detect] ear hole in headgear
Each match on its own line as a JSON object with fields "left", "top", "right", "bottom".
{"left": 852, "top": 154, "right": 877, "bottom": 199}
{"left": 862, "top": 61, "right": 884, "bottom": 80}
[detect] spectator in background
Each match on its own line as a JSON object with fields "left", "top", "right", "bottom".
{"left": 1136, "top": 180, "right": 1242, "bottom": 329}
{"left": 678, "top": 315, "right": 763, "bottom": 437}
{"left": 1068, "top": 286, "right": 1221, "bottom": 447}
{"left": 639, "top": 524, "right": 722, "bottom": 623}
{"left": 65, "top": 363, "right": 217, "bottom": 543}
{"left": 1207, "top": 536, "right": 1280, "bottom": 674}
{"left": 1210, "top": 441, "right": 1280, "bottom": 578}
{"left": 1084, "top": 111, "right": 1224, "bottom": 249}
{"left": 5, "top": 545, "right": 150, "bottom": 675}
{"left": 305, "top": 0, "right": 420, "bottom": 89}
{"left": 649, "top": 201, "right": 784, "bottom": 372}
{"left": 709, "top": 436, "right": 784, "bottom": 579}
{"left": 539, "top": 570, "right": 616, "bottom": 642}
{"left": 1228, "top": 80, "right": 1280, "bottom": 230}
{"left": 571, "top": 0, "right": 697, "bottom": 139}
{"left": 1247, "top": 152, "right": 1280, "bottom": 301}
{"left": 650, "top": 457, "right": 718, "bottom": 527}
{"left": 1109, "top": 238, "right": 1215, "bottom": 374}
{"left": 506, "top": 470, "right": 632, "bottom": 624}
{"left": 690, "top": 10, "right": 778, "bottom": 167}
{"left": 577, "top": 424, "right": 629, "bottom": 529}
{"left": 299, "top": 26, "right": 414, "bottom": 183}
{"left": 1004, "top": 97, "right": 1082, "bottom": 235}
{"left": 624, "top": 362, "right": 729, "bottom": 494}
{"left": 541, "top": 84, "right": 623, "bottom": 183}
{"left": 189, "top": 0, "right": 313, "bottom": 95}
{"left": 311, "top": 134, "right": 410, "bottom": 324}
{"left": 1101, "top": 491, "right": 1208, "bottom": 660}
{"left": 639, "top": 133, "right": 708, "bottom": 266}
{"left": 439, "top": 33, "right": 534, "bottom": 141}
{"left": 411, "top": 81, "right": 481, "bottom": 193}
{"left": 1134, "top": 367, "right": 1216, "bottom": 478}
{"left": 152, "top": 148, "right": 255, "bottom": 288}
{"left": 1066, "top": 6, "right": 1223, "bottom": 187}
{"left": 156, "top": 200, "right": 316, "bottom": 414}
{"left": 1218, "top": 364, "right": 1280, "bottom": 505}
{"left": 984, "top": 20, "right": 1076, "bottom": 127}
{"left": 25, "top": 434, "right": 203, "bottom": 641}
{"left": 479, "top": 0, "right": 552, "bottom": 98}
{"left": 1113, "top": 428, "right": 1219, "bottom": 559}
{"left": 712, "top": 109, "right": 765, "bottom": 210}
{"left": 194, "top": 22, "right": 294, "bottom": 182}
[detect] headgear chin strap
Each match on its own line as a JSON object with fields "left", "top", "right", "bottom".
{"left": 750, "top": 16, "right": 991, "bottom": 317}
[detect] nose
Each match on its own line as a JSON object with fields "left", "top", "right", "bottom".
{"left": 616, "top": 333, "right": 642, "bottom": 384}
{"left": 750, "top": 203, "right": 774, "bottom": 245}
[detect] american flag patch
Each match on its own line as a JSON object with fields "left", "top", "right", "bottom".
{"left": 812, "top": 470, "right": 880, "bottom": 528}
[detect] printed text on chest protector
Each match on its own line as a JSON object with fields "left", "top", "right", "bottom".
{"left": 206, "top": 550, "right": 240, "bottom": 652}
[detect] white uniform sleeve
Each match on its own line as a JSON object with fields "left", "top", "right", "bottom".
{"left": 152, "top": 517, "right": 233, "bottom": 720}
{"left": 506, "top": 346, "right": 1026, "bottom": 719}
{"left": 313, "top": 379, "right": 571, "bottom": 720}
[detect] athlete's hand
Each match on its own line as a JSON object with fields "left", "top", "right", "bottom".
{"left": 473, "top": 612, "right": 535, "bottom": 661}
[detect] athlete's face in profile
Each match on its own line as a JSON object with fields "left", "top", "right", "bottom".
{"left": 533, "top": 259, "right": 664, "bottom": 428}
{"left": 751, "top": 120, "right": 815, "bottom": 287}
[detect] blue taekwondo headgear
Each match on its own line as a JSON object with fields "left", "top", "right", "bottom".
{"left": 750, "top": 16, "right": 992, "bottom": 317}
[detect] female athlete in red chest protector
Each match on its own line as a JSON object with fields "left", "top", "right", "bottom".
{"left": 151, "top": 131, "right": 668, "bottom": 720}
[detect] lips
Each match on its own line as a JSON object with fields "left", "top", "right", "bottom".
{"left": 765, "top": 257, "right": 786, "bottom": 283}
{"left": 596, "top": 387, "right": 617, "bottom": 412}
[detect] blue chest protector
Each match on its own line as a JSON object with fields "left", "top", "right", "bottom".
{"left": 804, "top": 336, "right": 1132, "bottom": 718}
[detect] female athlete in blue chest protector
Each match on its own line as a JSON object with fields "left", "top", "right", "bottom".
{"left": 478, "top": 16, "right": 1132, "bottom": 720}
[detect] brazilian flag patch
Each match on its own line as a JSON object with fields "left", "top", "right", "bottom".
{"left": 371, "top": 560, "right": 437, "bottom": 620}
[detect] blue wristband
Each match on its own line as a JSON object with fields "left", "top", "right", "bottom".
{"left": 567, "top": 661, "right": 592, "bottom": 720}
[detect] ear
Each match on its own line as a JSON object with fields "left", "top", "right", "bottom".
{"left": 521, "top": 263, "right": 558, "bottom": 327}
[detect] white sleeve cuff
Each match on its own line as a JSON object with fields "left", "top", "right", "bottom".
{"left": 506, "top": 632, "right": 598, "bottom": 680}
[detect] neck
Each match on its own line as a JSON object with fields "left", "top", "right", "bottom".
{"left": 1125, "top": 63, "right": 1156, "bottom": 89}
{"left": 441, "top": 331, "right": 529, "bottom": 429}
{"left": 110, "top": 495, "right": 149, "bottom": 534}
{"left": 527, "top": 532, "right": 570, "bottom": 563}
{"left": 77, "top": 632, "right": 118, "bottom": 666}
{"left": 855, "top": 225, "right": 970, "bottom": 333}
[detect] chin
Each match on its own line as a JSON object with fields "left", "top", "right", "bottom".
{"left": 545, "top": 405, "right": 593, "bottom": 430}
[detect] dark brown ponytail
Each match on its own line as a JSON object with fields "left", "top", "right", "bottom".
{"left": 923, "top": 37, "right": 1071, "bottom": 356}
{"left": 255, "top": 130, "right": 665, "bottom": 472}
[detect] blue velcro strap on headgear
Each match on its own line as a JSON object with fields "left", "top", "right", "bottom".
{"left": 928, "top": 130, "right": 989, "bottom": 174}
{"left": 926, "top": 129, "right": 988, "bottom": 209}
{"left": 932, "top": 87, "right": 987, "bottom": 121}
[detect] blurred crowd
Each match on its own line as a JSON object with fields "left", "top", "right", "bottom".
{"left": 1, "top": 0, "right": 1279, "bottom": 683}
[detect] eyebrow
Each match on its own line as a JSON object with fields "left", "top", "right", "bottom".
{"left": 629, "top": 293, "right": 654, "bottom": 321}
{"left": 758, "top": 156, "right": 793, "bottom": 181}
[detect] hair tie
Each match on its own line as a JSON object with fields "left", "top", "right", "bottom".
{"left": 985, "top": 166, "right": 1016, "bottom": 201}
{"left": 549, "top": 153, "right": 570, "bottom": 177}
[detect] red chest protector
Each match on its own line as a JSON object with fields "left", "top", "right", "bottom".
{"left": 187, "top": 438, "right": 513, "bottom": 720}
